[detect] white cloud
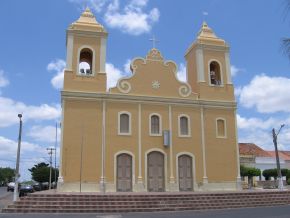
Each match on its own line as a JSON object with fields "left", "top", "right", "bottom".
{"left": 237, "top": 114, "right": 277, "bottom": 130}
{"left": 104, "top": 0, "right": 160, "bottom": 35}
{"left": 27, "top": 125, "right": 61, "bottom": 143}
{"left": 47, "top": 59, "right": 66, "bottom": 90}
{"left": 176, "top": 63, "right": 187, "bottom": 82}
{"left": 239, "top": 74, "right": 290, "bottom": 113}
{"left": 124, "top": 59, "right": 132, "bottom": 74}
{"left": 231, "top": 65, "right": 242, "bottom": 77}
{"left": 106, "top": 62, "right": 125, "bottom": 88}
{"left": 0, "top": 70, "right": 9, "bottom": 88}
{"left": 0, "top": 97, "right": 61, "bottom": 128}
{"left": 69, "top": 0, "right": 109, "bottom": 13}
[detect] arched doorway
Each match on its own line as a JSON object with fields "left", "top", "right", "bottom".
{"left": 178, "top": 155, "right": 193, "bottom": 191}
{"left": 116, "top": 153, "right": 132, "bottom": 192}
{"left": 147, "top": 151, "right": 165, "bottom": 192}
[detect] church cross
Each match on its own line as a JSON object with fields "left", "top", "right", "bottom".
{"left": 149, "top": 35, "right": 159, "bottom": 48}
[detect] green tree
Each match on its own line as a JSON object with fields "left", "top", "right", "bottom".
{"left": 240, "top": 165, "right": 261, "bottom": 188}
{"left": 0, "top": 167, "right": 15, "bottom": 184}
{"left": 29, "top": 162, "right": 59, "bottom": 184}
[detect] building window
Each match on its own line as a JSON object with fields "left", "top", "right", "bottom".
{"left": 179, "top": 115, "right": 190, "bottom": 137}
{"left": 149, "top": 114, "right": 162, "bottom": 136}
{"left": 209, "top": 61, "right": 222, "bottom": 86}
{"left": 118, "top": 112, "right": 131, "bottom": 135}
{"left": 79, "top": 48, "right": 93, "bottom": 75}
{"left": 216, "top": 118, "right": 226, "bottom": 138}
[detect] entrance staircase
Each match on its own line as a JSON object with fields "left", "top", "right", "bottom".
{"left": 2, "top": 190, "right": 290, "bottom": 213}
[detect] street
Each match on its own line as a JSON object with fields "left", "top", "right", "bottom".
{"left": 0, "top": 205, "right": 290, "bottom": 218}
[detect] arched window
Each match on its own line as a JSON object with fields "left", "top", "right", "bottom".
{"left": 150, "top": 115, "right": 160, "bottom": 135}
{"left": 79, "top": 48, "right": 93, "bottom": 75}
{"left": 179, "top": 115, "right": 190, "bottom": 136}
{"left": 209, "top": 61, "right": 221, "bottom": 85}
{"left": 119, "top": 113, "right": 131, "bottom": 135}
{"left": 216, "top": 118, "right": 226, "bottom": 138}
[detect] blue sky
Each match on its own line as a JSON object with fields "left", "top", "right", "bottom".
{"left": 0, "top": 0, "right": 290, "bottom": 181}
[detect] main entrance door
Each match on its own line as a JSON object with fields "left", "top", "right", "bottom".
{"left": 147, "top": 151, "right": 165, "bottom": 192}
{"left": 178, "top": 155, "right": 193, "bottom": 191}
{"left": 117, "top": 153, "right": 132, "bottom": 192}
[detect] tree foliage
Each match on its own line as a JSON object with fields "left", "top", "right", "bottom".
{"left": 28, "top": 162, "right": 59, "bottom": 183}
{"left": 262, "top": 168, "right": 289, "bottom": 180}
{"left": 240, "top": 165, "right": 261, "bottom": 178}
{"left": 0, "top": 167, "right": 15, "bottom": 184}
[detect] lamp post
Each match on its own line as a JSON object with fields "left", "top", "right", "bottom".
{"left": 13, "top": 114, "right": 22, "bottom": 202}
{"left": 272, "top": 124, "right": 285, "bottom": 191}
{"left": 47, "top": 148, "right": 56, "bottom": 189}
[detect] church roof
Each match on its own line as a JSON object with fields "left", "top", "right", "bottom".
{"left": 69, "top": 7, "right": 106, "bottom": 33}
{"left": 196, "top": 21, "right": 226, "bottom": 45}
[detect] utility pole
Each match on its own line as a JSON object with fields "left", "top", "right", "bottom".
{"left": 272, "top": 124, "right": 285, "bottom": 191}
{"left": 54, "top": 122, "right": 58, "bottom": 190}
{"left": 47, "top": 147, "right": 56, "bottom": 189}
{"left": 13, "top": 114, "right": 22, "bottom": 202}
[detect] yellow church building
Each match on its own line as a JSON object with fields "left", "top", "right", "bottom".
{"left": 58, "top": 8, "right": 241, "bottom": 192}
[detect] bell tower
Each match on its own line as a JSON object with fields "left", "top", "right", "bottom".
{"left": 63, "top": 7, "right": 108, "bottom": 92}
{"left": 185, "top": 22, "right": 234, "bottom": 101}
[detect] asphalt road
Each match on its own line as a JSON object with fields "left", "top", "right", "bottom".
{"left": 0, "top": 187, "right": 9, "bottom": 198}
{"left": 1, "top": 205, "right": 290, "bottom": 218}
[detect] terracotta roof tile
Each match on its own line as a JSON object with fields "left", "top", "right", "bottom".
{"left": 266, "top": 151, "right": 290, "bottom": 161}
{"left": 239, "top": 143, "right": 271, "bottom": 157}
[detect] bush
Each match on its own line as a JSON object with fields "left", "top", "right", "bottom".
{"left": 263, "top": 169, "right": 278, "bottom": 180}
{"left": 287, "top": 178, "right": 290, "bottom": 185}
{"left": 240, "top": 165, "right": 261, "bottom": 177}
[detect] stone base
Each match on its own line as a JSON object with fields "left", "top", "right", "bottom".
{"left": 200, "top": 181, "right": 238, "bottom": 191}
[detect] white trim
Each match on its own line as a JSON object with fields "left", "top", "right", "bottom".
{"left": 178, "top": 114, "right": 191, "bottom": 137}
{"left": 225, "top": 52, "right": 232, "bottom": 84}
{"left": 77, "top": 45, "right": 96, "bottom": 76}
{"left": 138, "top": 104, "right": 142, "bottom": 181}
{"left": 144, "top": 149, "right": 168, "bottom": 191}
{"left": 208, "top": 59, "right": 224, "bottom": 87}
{"left": 216, "top": 117, "right": 227, "bottom": 138}
{"left": 169, "top": 105, "right": 174, "bottom": 183}
{"left": 100, "top": 100, "right": 106, "bottom": 192}
{"left": 149, "top": 113, "right": 162, "bottom": 136}
{"left": 200, "top": 107, "right": 208, "bottom": 183}
{"left": 195, "top": 48, "right": 205, "bottom": 82}
{"left": 114, "top": 151, "right": 135, "bottom": 192}
{"left": 118, "top": 111, "right": 132, "bottom": 135}
{"left": 66, "top": 34, "right": 73, "bottom": 71}
{"left": 234, "top": 111, "right": 241, "bottom": 184}
{"left": 176, "top": 152, "right": 197, "bottom": 191}
{"left": 57, "top": 100, "right": 65, "bottom": 184}
{"left": 99, "top": 38, "right": 106, "bottom": 74}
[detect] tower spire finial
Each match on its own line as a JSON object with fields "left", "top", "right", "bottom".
{"left": 149, "top": 35, "right": 159, "bottom": 49}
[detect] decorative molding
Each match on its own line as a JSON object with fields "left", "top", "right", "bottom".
{"left": 138, "top": 104, "right": 142, "bottom": 182}
{"left": 100, "top": 100, "right": 106, "bottom": 192}
{"left": 66, "top": 34, "right": 74, "bottom": 71}
{"left": 99, "top": 38, "right": 106, "bottom": 74}
{"left": 117, "top": 80, "right": 131, "bottom": 94}
{"left": 195, "top": 48, "right": 205, "bottom": 82}
{"left": 200, "top": 107, "right": 208, "bottom": 183}
{"left": 149, "top": 113, "right": 162, "bottom": 136}
{"left": 178, "top": 84, "right": 191, "bottom": 97}
{"left": 61, "top": 90, "right": 237, "bottom": 109}
{"left": 117, "top": 111, "right": 132, "bottom": 135}
{"left": 146, "top": 48, "right": 164, "bottom": 61}
{"left": 152, "top": 80, "right": 160, "bottom": 89}
{"left": 169, "top": 105, "right": 174, "bottom": 183}
{"left": 225, "top": 52, "right": 232, "bottom": 84}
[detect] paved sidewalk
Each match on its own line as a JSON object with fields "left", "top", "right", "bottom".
{"left": 0, "top": 193, "right": 12, "bottom": 210}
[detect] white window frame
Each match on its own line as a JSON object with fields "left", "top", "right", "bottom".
{"left": 208, "top": 59, "right": 224, "bottom": 87}
{"left": 216, "top": 117, "right": 227, "bottom": 138}
{"left": 77, "top": 45, "right": 95, "bottom": 77}
{"left": 118, "top": 111, "right": 131, "bottom": 135}
{"left": 178, "top": 114, "right": 191, "bottom": 137}
{"left": 149, "top": 113, "right": 162, "bottom": 136}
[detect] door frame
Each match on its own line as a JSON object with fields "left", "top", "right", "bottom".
{"left": 114, "top": 151, "right": 135, "bottom": 192}
{"left": 176, "top": 152, "right": 196, "bottom": 191}
{"left": 145, "top": 148, "right": 167, "bottom": 192}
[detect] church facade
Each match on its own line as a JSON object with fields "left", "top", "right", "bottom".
{"left": 58, "top": 8, "right": 241, "bottom": 192}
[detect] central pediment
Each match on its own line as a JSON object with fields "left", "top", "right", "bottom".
{"left": 109, "top": 48, "right": 197, "bottom": 99}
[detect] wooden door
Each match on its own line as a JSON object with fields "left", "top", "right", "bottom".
{"left": 178, "top": 155, "right": 193, "bottom": 191}
{"left": 117, "top": 154, "right": 132, "bottom": 192}
{"left": 147, "top": 151, "right": 165, "bottom": 192}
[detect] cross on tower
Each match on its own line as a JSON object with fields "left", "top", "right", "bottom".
{"left": 149, "top": 35, "right": 159, "bottom": 48}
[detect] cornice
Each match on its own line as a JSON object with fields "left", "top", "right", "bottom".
{"left": 61, "top": 90, "right": 237, "bottom": 109}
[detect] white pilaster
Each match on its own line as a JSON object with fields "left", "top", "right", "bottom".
{"left": 200, "top": 107, "right": 208, "bottom": 183}
{"left": 195, "top": 48, "right": 205, "bottom": 82}
{"left": 225, "top": 52, "right": 232, "bottom": 84}
{"left": 100, "top": 100, "right": 106, "bottom": 192}
{"left": 57, "top": 100, "right": 65, "bottom": 188}
{"left": 99, "top": 38, "right": 107, "bottom": 74}
{"left": 66, "top": 34, "right": 74, "bottom": 71}
{"left": 234, "top": 109, "right": 242, "bottom": 190}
